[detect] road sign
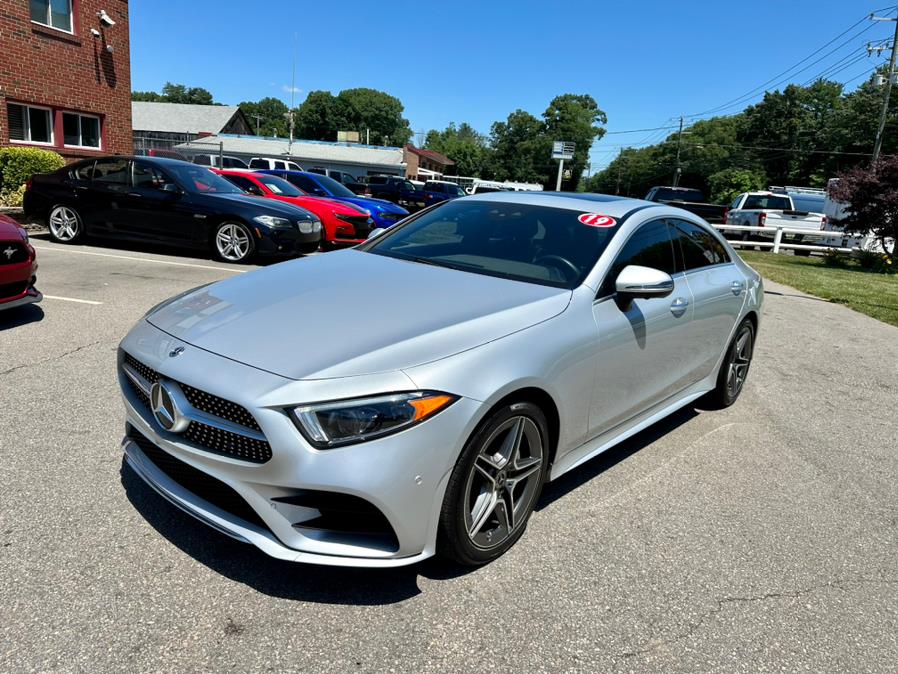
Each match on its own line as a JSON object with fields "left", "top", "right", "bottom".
{"left": 551, "top": 141, "right": 575, "bottom": 161}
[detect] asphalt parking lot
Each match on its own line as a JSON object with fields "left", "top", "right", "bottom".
{"left": 2, "top": 234, "right": 898, "bottom": 672}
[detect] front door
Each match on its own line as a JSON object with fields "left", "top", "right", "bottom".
{"left": 588, "top": 219, "right": 696, "bottom": 439}
{"left": 124, "top": 161, "right": 198, "bottom": 245}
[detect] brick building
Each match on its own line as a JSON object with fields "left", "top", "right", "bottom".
{"left": 0, "top": 0, "right": 132, "bottom": 160}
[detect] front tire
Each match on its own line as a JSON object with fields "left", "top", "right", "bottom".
{"left": 709, "top": 318, "right": 755, "bottom": 408}
{"left": 213, "top": 222, "right": 255, "bottom": 263}
{"left": 438, "top": 401, "right": 549, "bottom": 566}
{"left": 48, "top": 205, "right": 84, "bottom": 243}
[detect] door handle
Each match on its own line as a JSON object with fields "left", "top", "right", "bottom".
{"left": 730, "top": 280, "right": 744, "bottom": 295}
{"left": 74, "top": 185, "right": 88, "bottom": 191}
{"left": 670, "top": 297, "right": 689, "bottom": 316}
{"left": 128, "top": 192, "right": 142, "bottom": 198}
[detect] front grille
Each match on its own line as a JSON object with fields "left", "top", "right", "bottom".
{"left": 127, "top": 427, "right": 269, "bottom": 531}
{"left": 122, "top": 352, "right": 272, "bottom": 463}
{"left": 0, "top": 242, "right": 28, "bottom": 266}
{"left": 0, "top": 281, "right": 28, "bottom": 300}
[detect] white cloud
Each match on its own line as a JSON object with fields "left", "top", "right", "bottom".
{"left": 281, "top": 85, "right": 302, "bottom": 94}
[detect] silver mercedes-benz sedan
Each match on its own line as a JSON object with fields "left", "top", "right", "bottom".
{"left": 118, "top": 192, "right": 762, "bottom": 567}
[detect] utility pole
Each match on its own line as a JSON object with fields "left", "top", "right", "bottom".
{"left": 250, "top": 113, "right": 263, "bottom": 136}
{"left": 871, "top": 11, "right": 898, "bottom": 163}
{"left": 672, "top": 116, "right": 684, "bottom": 186}
{"left": 615, "top": 148, "right": 623, "bottom": 194}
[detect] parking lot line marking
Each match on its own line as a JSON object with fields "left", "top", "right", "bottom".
{"left": 42, "top": 295, "right": 103, "bottom": 305}
{"left": 32, "top": 246, "right": 247, "bottom": 274}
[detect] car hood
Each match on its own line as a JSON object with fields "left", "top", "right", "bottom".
{"left": 211, "top": 193, "right": 317, "bottom": 220}
{"left": 147, "top": 250, "right": 571, "bottom": 380}
{"left": 0, "top": 214, "right": 24, "bottom": 238}
{"left": 333, "top": 196, "right": 408, "bottom": 215}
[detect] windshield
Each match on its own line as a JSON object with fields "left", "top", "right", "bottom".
{"left": 167, "top": 164, "right": 244, "bottom": 194}
{"left": 362, "top": 200, "right": 619, "bottom": 289}
{"left": 311, "top": 173, "right": 355, "bottom": 198}
{"left": 653, "top": 187, "right": 703, "bottom": 202}
{"left": 256, "top": 175, "right": 304, "bottom": 197}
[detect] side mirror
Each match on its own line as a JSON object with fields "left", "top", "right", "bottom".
{"left": 615, "top": 265, "right": 674, "bottom": 299}
{"left": 160, "top": 183, "right": 181, "bottom": 195}
{"left": 247, "top": 186, "right": 264, "bottom": 196}
{"left": 367, "top": 228, "right": 386, "bottom": 240}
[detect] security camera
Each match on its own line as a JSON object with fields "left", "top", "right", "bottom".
{"left": 90, "top": 28, "right": 100, "bottom": 37}
{"left": 105, "top": 44, "right": 114, "bottom": 53}
{"left": 97, "top": 10, "right": 115, "bottom": 27}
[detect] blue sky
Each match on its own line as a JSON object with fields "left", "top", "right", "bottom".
{"left": 130, "top": 1, "right": 897, "bottom": 171}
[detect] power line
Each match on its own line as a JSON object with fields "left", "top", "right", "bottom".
{"left": 603, "top": 124, "right": 681, "bottom": 135}
{"left": 684, "top": 10, "right": 892, "bottom": 119}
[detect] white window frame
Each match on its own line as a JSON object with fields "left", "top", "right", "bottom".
{"left": 30, "top": 0, "right": 74, "bottom": 35}
{"left": 62, "top": 111, "right": 102, "bottom": 150}
{"left": 7, "top": 103, "right": 55, "bottom": 146}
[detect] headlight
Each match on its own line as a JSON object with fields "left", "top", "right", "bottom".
{"left": 290, "top": 391, "right": 458, "bottom": 448}
{"left": 253, "top": 215, "right": 291, "bottom": 228}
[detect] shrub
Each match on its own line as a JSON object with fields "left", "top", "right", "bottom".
{"left": 830, "top": 157, "right": 898, "bottom": 264}
{"left": 822, "top": 248, "right": 849, "bottom": 268}
{"left": 0, "top": 147, "right": 65, "bottom": 193}
{"left": 855, "top": 248, "right": 895, "bottom": 273}
{"left": 0, "top": 184, "right": 26, "bottom": 208}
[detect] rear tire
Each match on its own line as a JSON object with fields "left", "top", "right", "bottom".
{"left": 48, "top": 205, "right": 84, "bottom": 243}
{"left": 708, "top": 318, "right": 755, "bottom": 408}
{"left": 438, "top": 401, "right": 549, "bottom": 566}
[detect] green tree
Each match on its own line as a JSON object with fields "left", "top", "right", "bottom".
{"left": 424, "top": 122, "right": 490, "bottom": 176}
{"left": 830, "top": 156, "right": 898, "bottom": 261}
{"left": 490, "top": 110, "right": 552, "bottom": 184}
{"left": 239, "top": 97, "right": 290, "bottom": 137}
{"left": 707, "top": 168, "right": 767, "bottom": 204}
{"left": 542, "top": 94, "right": 607, "bottom": 188}
{"left": 131, "top": 82, "right": 216, "bottom": 105}
{"left": 336, "top": 88, "right": 412, "bottom": 146}
{"left": 295, "top": 91, "right": 343, "bottom": 141}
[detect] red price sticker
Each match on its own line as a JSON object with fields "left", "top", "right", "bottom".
{"left": 578, "top": 213, "right": 617, "bottom": 228}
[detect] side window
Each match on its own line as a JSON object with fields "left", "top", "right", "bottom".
{"left": 222, "top": 174, "right": 258, "bottom": 193}
{"left": 287, "top": 162, "right": 301, "bottom": 171}
{"left": 131, "top": 162, "right": 168, "bottom": 189}
{"left": 283, "top": 174, "right": 318, "bottom": 194}
{"left": 249, "top": 159, "right": 266, "bottom": 169}
{"left": 193, "top": 155, "right": 211, "bottom": 166}
{"left": 730, "top": 195, "right": 742, "bottom": 210}
{"left": 92, "top": 158, "right": 129, "bottom": 185}
{"left": 671, "top": 219, "right": 730, "bottom": 271}
{"left": 599, "top": 220, "right": 676, "bottom": 297}
{"left": 274, "top": 161, "right": 287, "bottom": 170}
{"left": 70, "top": 161, "right": 95, "bottom": 181}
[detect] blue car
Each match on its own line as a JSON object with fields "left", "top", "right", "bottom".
{"left": 261, "top": 170, "right": 409, "bottom": 230}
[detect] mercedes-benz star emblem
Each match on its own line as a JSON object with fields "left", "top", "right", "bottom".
{"left": 150, "top": 380, "right": 190, "bottom": 433}
{"left": 169, "top": 346, "right": 185, "bottom": 358}
{"left": 2, "top": 247, "right": 14, "bottom": 260}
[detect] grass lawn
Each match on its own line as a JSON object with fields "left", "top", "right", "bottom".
{"left": 739, "top": 251, "right": 898, "bottom": 328}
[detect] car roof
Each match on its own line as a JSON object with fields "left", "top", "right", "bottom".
{"left": 465, "top": 191, "right": 658, "bottom": 217}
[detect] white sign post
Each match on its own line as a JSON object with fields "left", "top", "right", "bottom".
{"left": 552, "top": 141, "right": 575, "bottom": 191}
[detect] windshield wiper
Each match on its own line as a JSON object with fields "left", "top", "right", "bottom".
{"left": 413, "top": 257, "right": 484, "bottom": 272}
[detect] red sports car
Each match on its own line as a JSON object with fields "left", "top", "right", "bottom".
{"left": 0, "top": 213, "right": 41, "bottom": 312}
{"left": 213, "top": 170, "right": 375, "bottom": 248}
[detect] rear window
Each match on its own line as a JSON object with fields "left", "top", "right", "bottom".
{"left": 743, "top": 195, "right": 792, "bottom": 210}
{"left": 363, "top": 200, "right": 620, "bottom": 289}
{"left": 789, "top": 194, "right": 824, "bottom": 213}
{"left": 650, "top": 187, "right": 704, "bottom": 202}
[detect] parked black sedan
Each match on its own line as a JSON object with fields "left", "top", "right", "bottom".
{"left": 23, "top": 157, "right": 322, "bottom": 262}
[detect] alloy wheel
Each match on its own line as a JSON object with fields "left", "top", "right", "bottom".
{"left": 215, "top": 223, "right": 251, "bottom": 261}
{"left": 463, "top": 416, "right": 544, "bottom": 550}
{"left": 726, "top": 325, "right": 753, "bottom": 398}
{"left": 49, "top": 206, "right": 80, "bottom": 241}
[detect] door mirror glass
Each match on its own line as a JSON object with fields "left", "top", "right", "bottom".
{"left": 615, "top": 265, "right": 674, "bottom": 299}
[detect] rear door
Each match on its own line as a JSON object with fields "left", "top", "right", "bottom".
{"left": 670, "top": 218, "right": 745, "bottom": 380}
{"left": 87, "top": 157, "right": 131, "bottom": 236}
{"left": 589, "top": 219, "right": 696, "bottom": 438}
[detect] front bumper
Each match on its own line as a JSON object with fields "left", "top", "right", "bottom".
{"left": 0, "top": 247, "right": 41, "bottom": 310}
{"left": 255, "top": 226, "right": 321, "bottom": 256}
{"left": 118, "top": 320, "right": 483, "bottom": 567}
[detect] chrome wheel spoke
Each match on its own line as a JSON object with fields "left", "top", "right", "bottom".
{"left": 509, "top": 456, "right": 541, "bottom": 483}
{"left": 468, "top": 492, "right": 498, "bottom": 538}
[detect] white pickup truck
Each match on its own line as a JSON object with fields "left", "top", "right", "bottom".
{"left": 724, "top": 191, "right": 827, "bottom": 254}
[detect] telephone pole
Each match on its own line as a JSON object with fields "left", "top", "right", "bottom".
{"left": 250, "top": 113, "right": 263, "bottom": 136}
{"left": 672, "top": 116, "right": 684, "bottom": 186}
{"left": 871, "top": 12, "right": 898, "bottom": 163}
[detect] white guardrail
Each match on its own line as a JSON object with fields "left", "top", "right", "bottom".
{"left": 713, "top": 224, "right": 855, "bottom": 254}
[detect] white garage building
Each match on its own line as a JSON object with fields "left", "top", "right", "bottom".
{"left": 176, "top": 134, "right": 407, "bottom": 178}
